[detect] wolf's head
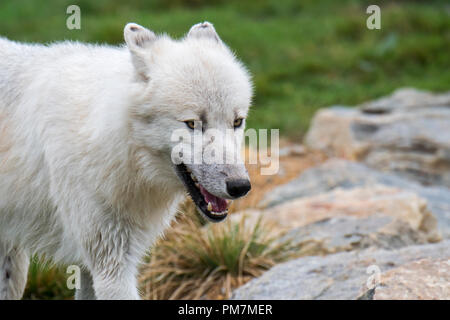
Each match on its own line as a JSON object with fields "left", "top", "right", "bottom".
{"left": 125, "top": 22, "right": 253, "bottom": 222}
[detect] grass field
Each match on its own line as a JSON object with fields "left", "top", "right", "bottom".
{"left": 1, "top": 0, "right": 448, "bottom": 299}
{"left": 1, "top": 0, "right": 449, "bottom": 139}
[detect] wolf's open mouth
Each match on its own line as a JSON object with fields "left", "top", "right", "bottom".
{"left": 175, "top": 163, "right": 230, "bottom": 222}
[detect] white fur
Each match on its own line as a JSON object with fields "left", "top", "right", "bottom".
{"left": 0, "top": 22, "right": 252, "bottom": 299}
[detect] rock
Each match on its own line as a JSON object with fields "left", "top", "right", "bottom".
{"left": 360, "top": 88, "right": 450, "bottom": 114}
{"left": 278, "top": 144, "right": 306, "bottom": 157}
{"left": 304, "top": 106, "right": 361, "bottom": 158}
{"left": 262, "top": 185, "right": 440, "bottom": 242}
{"left": 259, "top": 159, "right": 450, "bottom": 238}
{"left": 277, "top": 215, "right": 430, "bottom": 257}
{"left": 359, "top": 258, "right": 450, "bottom": 300}
{"left": 231, "top": 240, "right": 450, "bottom": 300}
{"left": 304, "top": 88, "right": 450, "bottom": 187}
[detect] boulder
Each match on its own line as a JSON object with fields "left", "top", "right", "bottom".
{"left": 278, "top": 144, "right": 306, "bottom": 157}
{"left": 304, "top": 88, "right": 450, "bottom": 187}
{"left": 231, "top": 240, "right": 450, "bottom": 300}
{"left": 276, "top": 215, "right": 430, "bottom": 257}
{"left": 262, "top": 185, "right": 439, "bottom": 242}
{"left": 360, "top": 88, "right": 450, "bottom": 113}
{"left": 259, "top": 159, "right": 450, "bottom": 238}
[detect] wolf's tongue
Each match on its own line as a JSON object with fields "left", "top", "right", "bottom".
{"left": 199, "top": 185, "right": 228, "bottom": 212}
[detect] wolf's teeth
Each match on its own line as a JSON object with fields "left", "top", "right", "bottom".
{"left": 207, "top": 202, "right": 212, "bottom": 211}
{"left": 191, "top": 173, "right": 197, "bottom": 182}
{"left": 210, "top": 210, "right": 228, "bottom": 216}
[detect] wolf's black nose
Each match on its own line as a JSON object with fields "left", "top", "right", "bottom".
{"left": 226, "top": 179, "right": 251, "bottom": 198}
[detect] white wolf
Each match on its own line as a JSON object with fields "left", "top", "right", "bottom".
{"left": 0, "top": 22, "right": 252, "bottom": 299}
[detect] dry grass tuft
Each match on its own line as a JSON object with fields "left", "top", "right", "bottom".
{"left": 139, "top": 205, "right": 290, "bottom": 300}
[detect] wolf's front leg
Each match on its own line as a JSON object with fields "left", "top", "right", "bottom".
{"left": 79, "top": 220, "right": 142, "bottom": 300}
{"left": 91, "top": 269, "right": 140, "bottom": 300}
{"left": 0, "top": 245, "right": 29, "bottom": 300}
{"left": 85, "top": 253, "right": 141, "bottom": 300}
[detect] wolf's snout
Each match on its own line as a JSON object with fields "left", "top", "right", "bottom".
{"left": 226, "top": 178, "right": 251, "bottom": 198}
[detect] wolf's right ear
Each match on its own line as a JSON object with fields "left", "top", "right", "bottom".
{"left": 124, "top": 23, "right": 156, "bottom": 81}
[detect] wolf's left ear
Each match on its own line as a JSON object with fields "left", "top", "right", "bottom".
{"left": 124, "top": 23, "right": 156, "bottom": 81}
{"left": 187, "top": 22, "right": 222, "bottom": 43}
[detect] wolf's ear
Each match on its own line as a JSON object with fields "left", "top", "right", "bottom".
{"left": 187, "top": 22, "right": 221, "bottom": 43}
{"left": 124, "top": 23, "right": 156, "bottom": 81}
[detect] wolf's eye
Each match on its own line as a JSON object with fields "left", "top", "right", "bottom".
{"left": 233, "top": 118, "right": 244, "bottom": 128}
{"left": 185, "top": 120, "right": 196, "bottom": 130}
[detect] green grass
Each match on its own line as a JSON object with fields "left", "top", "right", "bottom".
{"left": 1, "top": 0, "right": 448, "bottom": 139}
{"left": 23, "top": 257, "right": 73, "bottom": 300}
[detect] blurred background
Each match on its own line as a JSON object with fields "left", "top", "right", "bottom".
{"left": 1, "top": 0, "right": 448, "bottom": 299}
{"left": 2, "top": 0, "right": 449, "bottom": 139}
